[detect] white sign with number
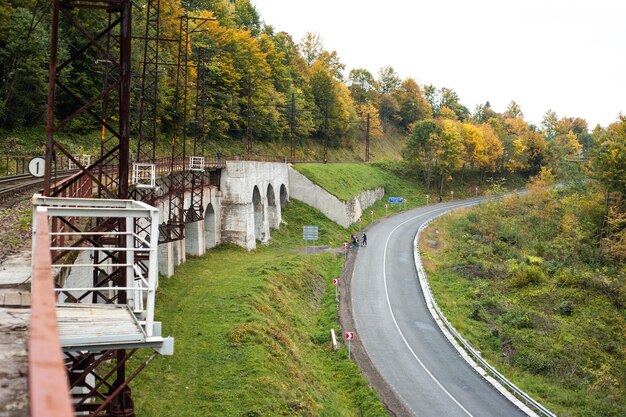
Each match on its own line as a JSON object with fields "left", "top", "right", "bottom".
{"left": 28, "top": 157, "right": 45, "bottom": 178}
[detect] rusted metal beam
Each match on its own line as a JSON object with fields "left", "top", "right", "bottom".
{"left": 29, "top": 208, "right": 74, "bottom": 417}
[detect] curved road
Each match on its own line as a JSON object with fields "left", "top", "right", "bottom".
{"left": 352, "top": 200, "right": 528, "bottom": 417}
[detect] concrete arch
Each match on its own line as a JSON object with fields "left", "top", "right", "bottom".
{"left": 204, "top": 203, "right": 216, "bottom": 249}
{"left": 267, "top": 184, "right": 278, "bottom": 229}
{"left": 252, "top": 186, "right": 264, "bottom": 241}
{"left": 279, "top": 184, "right": 288, "bottom": 209}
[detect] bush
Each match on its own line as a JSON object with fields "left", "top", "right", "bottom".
{"left": 510, "top": 265, "right": 545, "bottom": 288}
{"left": 558, "top": 300, "right": 574, "bottom": 316}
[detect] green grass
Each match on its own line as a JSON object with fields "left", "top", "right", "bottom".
{"left": 420, "top": 185, "right": 626, "bottom": 417}
{"left": 131, "top": 162, "right": 434, "bottom": 416}
{"left": 132, "top": 201, "right": 388, "bottom": 416}
{"left": 292, "top": 163, "right": 389, "bottom": 201}
{"left": 269, "top": 199, "right": 349, "bottom": 248}
{"left": 132, "top": 161, "right": 521, "bottom": 416}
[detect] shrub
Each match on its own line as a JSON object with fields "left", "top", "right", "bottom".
{"left": 558, "top": 300, "right": 574, "bottom": 316}
{"left": 510, "top": 265, "right": 545, "bottom": 287}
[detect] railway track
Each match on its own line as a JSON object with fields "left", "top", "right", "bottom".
{"left": 0, "top": 171, "right": 76, "bottom": 208}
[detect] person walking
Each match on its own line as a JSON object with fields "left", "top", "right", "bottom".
{"left": 361, "top": 232, "right": 367, "bottom": 247}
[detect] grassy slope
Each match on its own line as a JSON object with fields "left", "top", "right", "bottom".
{"left": 133, "top": 245, "right": 386, "bottom": 416}
{"left": 0, "top": 127, "right": 406, "bottom": 164}
{"left": 131, "top": 163, "right": 428, "bottom": 416}
{"left": 420, "top": 185, "right": 626, "bottom": 417}
{"left": 127, "top": 159, "right": 532, "bottom": 416}
{"left": 292, "top": 163, "right": 388, "bottom": 201}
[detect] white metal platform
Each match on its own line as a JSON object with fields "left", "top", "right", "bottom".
{"left": 32, "top": 195, "right": 174, "bottom": 356}
{"left": 57, "top": 304, "right": 172, "bottom": 354}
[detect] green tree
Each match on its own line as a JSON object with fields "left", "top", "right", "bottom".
{"left": 472, "top": 101, "right": 499, "bottom": 123}
{"left": 404, "top": 119, "right": 439, "bottom": 189}
{"left": 0, "top": 6, "right": 51, "bottom": 128}
{"left": 504, "top": 100, "right": 524, "bottom": 119}
{"left": 439, "top": 87, "right": 469, "bottom": 121}
{"left": 348, "top": 68, "right": 377, "bottom": 104}
{"left": 590, "top": 116, "right": 626, "bottom": 259}
{"left": 541, "top": 109, "right": 558, "bottom": 141}
{"left": 377, "top": 66, "right": 401, "bottom": 95}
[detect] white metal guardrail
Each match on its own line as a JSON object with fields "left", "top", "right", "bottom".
{"left": 414, "top": 217, "right": 557, "bottom": 417}
{"left": 32, "top": 195, "right": 160, "bottom": 338}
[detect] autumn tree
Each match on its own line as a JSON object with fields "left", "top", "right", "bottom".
{"left": 299, "top": 31, "right": 323, "bottom": 67}
{"left": 393, "top": 78, "right": 432, "bottom": 131}
{"left": 434, "top": 119, "right": 465, "bottom": 195}
{"left": 477, "top": 123, "right": 504, "bottom": 175}
{"left": 590, "top": 116, "right": 626, "bottom": 259}
{"left": 473, "top": 101, "right": 499, "bottom": 123}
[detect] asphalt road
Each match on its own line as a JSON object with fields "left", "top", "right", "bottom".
{"left": 351, "top": 200, "right": 528, "bottom": 417}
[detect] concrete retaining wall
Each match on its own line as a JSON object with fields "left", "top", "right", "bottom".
{"left": 288, "top": 166, "right": 384, "bottom": 227}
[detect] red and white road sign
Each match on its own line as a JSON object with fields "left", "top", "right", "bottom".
{"left": 370, "top": 210, "right": 374, "bottom": 215}
{"left": 345, "top": 331, "right": 355, "bottom": 340}
{"left": 332, "top": 278, "right": 340, "bottom": 285}
{"left": 343, "top": 242, "right": 349, "bottom": 249}
{"left": 357, "top": 217, "right": 362, "bottom": 223}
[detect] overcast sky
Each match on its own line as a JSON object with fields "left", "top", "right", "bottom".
{"left": 253, "top": 0, "right": 626, "bottom": 129}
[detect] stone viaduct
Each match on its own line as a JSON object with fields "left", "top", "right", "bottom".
{"left": 61, "top": 160, "right": 381, "bottom": 283}
{"left": 157, "top": 160, "right": 290, "bottom": 276}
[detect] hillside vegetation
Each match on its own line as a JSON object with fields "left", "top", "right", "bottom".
{"left": 421, "top": 179, "right": 626, "bottom": 417}
{"left": 130, "top": 162, "right": 438, "bottom": 415}
{"left": 132, "top": 208, "right": 387, "bottom": 416}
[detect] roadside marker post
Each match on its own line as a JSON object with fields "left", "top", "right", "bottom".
{"left": 426, "top": 194, "right": 430, "bottom": 205}
{"left": 333, "top": 278, "right": 340, "bottom": 301}
{"left": 357, "top": 217, "right": 362, "bottom": 231}
{"left": 370, "top": 210, "right": 374, "bottom": 223}
{"left": 450, "top": 190, "right": 454, "bottom": 200}
{"left": 343, "top": 242, "right": 348, "bottom": 258}
{"left": 384, "top": 203, "right": 388, "bottom": 216}
{"left": 344, "top": 331, "right": 355, "bottom": 359}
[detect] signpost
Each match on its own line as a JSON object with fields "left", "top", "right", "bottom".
{"left": 303, "top": 225, "right": 319, "bottom": 254}
{"left": 426, "top": 194, "right": 430, "bottom": 205}
{"left": 389, "top": 197, "right": 404, "bottom": 211}
{"left": 369, "top": 210, "right": 374, "bottom": 223}
{"left": 343, "top": 242, "right": 348, "bottom": 258}
{"left": 28, "top": 157, "right": 45, "bottom": 178}
{"left": 357, "top": 217, "right": 362, "bottom": 231}
{"left": 344, "top": 331, "right": 355, "bottom": 358}
{"left": 384, "top": 203, "right": 388, "bottom": 216}
{"left": 332, "top": 278, "right": 340, "bottom": 301}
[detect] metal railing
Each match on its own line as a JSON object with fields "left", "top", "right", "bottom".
{"left": 33, "top": 195, "right": 161, "bottom": 338}
{"left": 414, "top": 219, "right": 556, "bottom": 417}
{"left": 29, "top": 207, "right": 74, "bottom": 417}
